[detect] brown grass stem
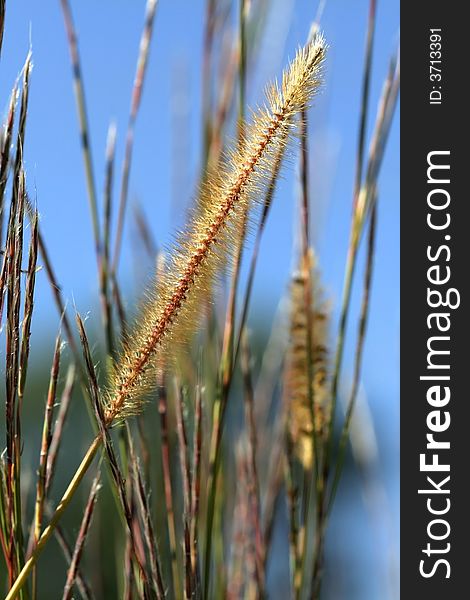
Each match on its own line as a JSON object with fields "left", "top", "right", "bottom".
{"left": 240, "top": 332, "right": 265, "bottom": 596}
{"left": 0, "top": 0, "right": 5, "bottom": 58}
{"left": 45, "top": 364, "right": 76, "bottom": 493}
{"left": 33, "top": 336, "right": 61, "bottom": 546}
{"left": 32, "top": 335, "right": 62, "bottom": 599}
{"left": 62, "top": 474, "right": 100, "bottom": 600}
{"left": 112, "top": 0, "right": 159, "bottom": 274}
{"left": 76, "top": 315, "right": 151, "bottom": 593}
{"left": 0, "top": 84, "right": 18, "bottom": 251}
{"left": 130, "top": 441, "right": 165, "bottom": 599}
{"left": 24, "top": 193, "right": 80, "bottom": 365}
{"left": 201, "top": 0, "right": 217, "bottom": 168}
{"left": 48, "top": 512, "right": 93, "bottom": 600}
{"left": 18, "top": 210, "right": 38, "bottom": 399}
{"left": 59, "top": 0, "right": 100, "bottom": 254}
{"left": 59, "top": 0, "right": 117, "bottom": 363}
{"left": 156, "top": 375, "right": 181, "bottom": 599}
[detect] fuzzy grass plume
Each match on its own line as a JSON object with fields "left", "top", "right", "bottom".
{"left": 285, "top": 250, "right": 330, "bottom": 470}
{"left": 104, "top": 35, "right": 327, "bottom": 426}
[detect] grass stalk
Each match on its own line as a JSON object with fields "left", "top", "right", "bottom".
{"left": 156, "top": 375, "right": 181, "bottom": 599}
{"left": 353, "top": 0, "right": 377, "bottom": 208}
{"left": 32, "top": 335, "right": 62, "bottom": 599}
{"left": 59, "top": 0, "right": 115, "bottom": 360}
{"left": 227, "top": 447, "right": 249, "bottom": 599}
{"left": 0, "top": 0, "right": 5, "bottom": 58}
{"left": 76, "top": 315, "right": 151, "bottom": 592}
{"left": 240, "top": 332, "right": 264, "bottom": 595}
{"left": 284, "top": 445, "right": 299, "bottom": 595}
{"left": 101, "top": 122, "right": 117, "bottom": 357}
{"left": 47, "top": 511, "right": 93, "bottom": 600}
{"left": 24, "top": 194, "right": 80, "bottom": 364}
{"left": 233, "top": 139, "right": 285, "bottom": 364}
{"left": 130, "top": 440, "right": 165, "bottom": 599}
{"left": 33, "top": 336, "right": 61, "bottom": 546}
{"left": 112, "top": 0, "right": 159, "bottom": 274}
{"left": 190, "top": 382, "right": 203, "bottom": 596}
{"left": 261, "top": 413, "right": 286, "bottom": 571}
{"left": 18, "top": 210, "right": 38, "bottom": 399}
{"left": 62, "top": 474, "right": 101, "bottom": 600}
{"left": 326, "top": 198, "right": 377, "bottom": 515}
{"left": 201, "top": 0, "right": 217, "bottom": 168}
{"left": 0, "top": 83, "right": 18, "bottom": 251}
{"left": 45, "top": 364, "right": 76, "bottom": 493}
{"left": 174, "top": 380, "right": 193, "bottom": 599}
{"left": 59, "top": 0, "right": 100, "bottom": 254}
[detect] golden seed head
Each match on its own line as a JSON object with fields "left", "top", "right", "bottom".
{"left": 105, "top": 34, "right": 327, "bottom": 426}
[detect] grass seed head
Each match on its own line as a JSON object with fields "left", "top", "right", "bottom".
{"left": 105, "top": 34, "right": 327, "bottom": 426}
{"left": 285, "top": 250, "right": 330, "bottom": 470}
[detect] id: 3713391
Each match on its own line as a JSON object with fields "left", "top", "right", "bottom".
{"left": 429, "top": 28, "right": 442, "bottom": 105}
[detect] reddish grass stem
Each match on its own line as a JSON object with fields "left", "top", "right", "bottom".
{"left": 112, "top": 0, "right": 159, "bottom": 275}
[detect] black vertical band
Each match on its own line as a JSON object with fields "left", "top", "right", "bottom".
{"left": 401, "top": 3, "right": 468, "bottom": 596}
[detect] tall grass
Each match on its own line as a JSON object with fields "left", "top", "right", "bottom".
{"left": 1, "top": 1, "right": 399, "bottom": 598}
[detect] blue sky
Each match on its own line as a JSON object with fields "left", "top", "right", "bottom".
{"left": 2, "top": 1, "right": 399, "bottom": 596}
